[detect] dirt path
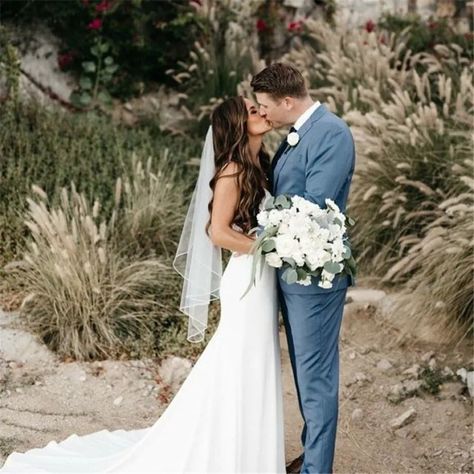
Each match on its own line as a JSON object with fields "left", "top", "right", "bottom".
{"left": 0, "top": 288, "right": 472, "bottom": 473}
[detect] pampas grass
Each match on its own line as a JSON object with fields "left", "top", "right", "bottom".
{"left": 282, "top": 18, "right": 474, "bottom": 344}
{"left": 4, "top": 150, "right": 194, "bottom": 361}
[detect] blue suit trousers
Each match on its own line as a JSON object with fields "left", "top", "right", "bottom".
{"left": 278, "top": 281, "right": 347, "bottom": 474}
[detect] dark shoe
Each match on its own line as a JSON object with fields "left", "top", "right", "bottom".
{"left": 286, "top": 453, "right": 304, "bottom": 473}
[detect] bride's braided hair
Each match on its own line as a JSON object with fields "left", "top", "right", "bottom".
{"left": 206, "top": 96, "right": 270, "bottom": 235}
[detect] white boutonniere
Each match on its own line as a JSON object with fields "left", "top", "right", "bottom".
{"left": 287, "top": 131, "right": 300, "bottom": 147}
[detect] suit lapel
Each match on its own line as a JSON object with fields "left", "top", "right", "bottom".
{"left": 273, "top": 104, "right": 328, "bottom": 189}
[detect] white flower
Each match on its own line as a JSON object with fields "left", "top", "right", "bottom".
{"left": 275, "top": 234, "right": 300, "bottom": 258}
{"left": 299, "top": 275, "right": 312, "bottom": 286}
{"left": 318, "top": 279, "right": 333, "bottom": 289}
{"left": 265, "top": 252, "right": 283, "bottom": 268}
{"left": 268, "top": 209, "right": 283, "bottom": 226}
{"left": 257, "top": 211, "right": 269, "bottom": 226}
{"left": 287, "top": 131, "right": 300, "bottom": 146}
{"left": 321, "top": 269, "right": 336, "bottom": 281}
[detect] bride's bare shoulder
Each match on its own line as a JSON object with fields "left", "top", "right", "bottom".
{"left": 219, "top": 160, "right": 241, "bottom": 176}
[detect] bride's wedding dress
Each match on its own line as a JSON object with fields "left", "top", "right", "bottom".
{"left": 0, "top": 189, "right": 286, "bottom": 474}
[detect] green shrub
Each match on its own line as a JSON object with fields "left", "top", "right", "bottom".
{"left": 0, "top": 0, "right": 203, "bottom": 99}
{"left": 0, "top": 100, "right": 199, "bottom": 266}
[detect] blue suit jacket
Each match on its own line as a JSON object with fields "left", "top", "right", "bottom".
{"left": 272, "top": 103, "right": 356, "bottom": 294}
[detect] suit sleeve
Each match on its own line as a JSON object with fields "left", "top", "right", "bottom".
{"left": 303, "top": 129, "right": 354, "bottom": 207}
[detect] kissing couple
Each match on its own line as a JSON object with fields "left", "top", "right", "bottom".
{"left": 0, "top": 63, "right": 356, "bottom": 474}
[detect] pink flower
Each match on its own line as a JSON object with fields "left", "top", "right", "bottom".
{"left": 88, "top": 18, "right": 103, "bottom": 30}
{"left": 288, "top": 20, "right": 304, "bottom": 32}
{"left": 256, "top": 19, "right": 267, "bottom": 32}
{"left": 365, "top": 19, "right": 375, "bottom": 33}
{"left": 95, "top": 0, "right": 111, "bottom": 13}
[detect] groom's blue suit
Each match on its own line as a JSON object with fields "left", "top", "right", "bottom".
{"left": 272, "top": 103, "right": 356, "bottom": 474}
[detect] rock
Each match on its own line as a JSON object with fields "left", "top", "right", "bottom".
{"left": 113, "top": 396, "right": 123, "bottom": 406}
{"left": 346, "top": 288, "right": 386, "bottom": 305}
{"left": 428, "top": 358, "right": 437, "bottom": 369}
{"left": 402, "top": 364, "right": 421, "bottom": 378}
{"left": 466, "top": 371, "right": 474, "bottom": 398}
{"left": 351, "top": 408, "right": 364, "bottom": 421}
{"left": 421, "top": 351, "right": 435, "bottom": 362}
{"left": 349, "top": 351, "right": 356, "bottom": 360}
{"left": 390, "top": 407, "right": 417, "bottom": 430}
{"left": 345, "top": 371, "right": 372, "bottom": 387}
{"left": 387, "top": 380, "right": 422, "bottom": 403}
{"left": 442, "top": 366, "right": 454, "bottom": 377}
{"left": 0, "top": 327, "right": 56, "bottom": 365}
{"left": 376, "top": 358, "right": 393, "bottom": 372}
{"left": 158, "top": 356, "right": 192, "bottom": 392}
{"left": 456, "top": 368, "right": 467, "bottom": 384}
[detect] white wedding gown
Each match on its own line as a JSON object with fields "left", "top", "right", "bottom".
{"left": 0, "top": 190, "right": 286, "bottom": 474}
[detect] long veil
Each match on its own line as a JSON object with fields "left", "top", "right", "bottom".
{"left": 172, "top": 126, "right": 222, "bottom": 343}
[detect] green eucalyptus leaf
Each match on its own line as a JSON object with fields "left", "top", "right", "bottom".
{"left": 282, "top": 268, "right": 298, "bottom": 284}
{"left": 261, "top": 239, "right": 276, "bottom": 253}
{"left": 342, "top": 245, "right": 351, "bottom": 259}
{"left": 104, "top": 56, "right": 114, "bottom": 66}
{"left": 323, "top": 261, "right": 343, "bottom": 274}
{"left": 296, "top": 267, "right": 308, "bottom": 280}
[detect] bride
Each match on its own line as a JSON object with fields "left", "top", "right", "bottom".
{"left": 0, "top": 96, "right": 286, "bottom": 473}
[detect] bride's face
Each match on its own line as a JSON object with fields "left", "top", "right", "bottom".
{"left": 244, "top": 98, "right": 272, "bottom": 136}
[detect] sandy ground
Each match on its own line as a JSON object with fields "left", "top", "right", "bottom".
{"left": 0, "top": 288, "right": 472, "bottom": 473}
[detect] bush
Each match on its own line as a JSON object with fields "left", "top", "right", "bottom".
{"left": 0, "top": 100, "right": 200, "bottom": 266}
{"left": 0, "top": 0, "right": 203, "bottom": 99}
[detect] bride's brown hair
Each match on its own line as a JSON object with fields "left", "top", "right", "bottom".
{"left": 206, "top": 96, "right": 270, "bottom": 235}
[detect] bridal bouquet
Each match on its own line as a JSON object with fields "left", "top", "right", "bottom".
{"left": 242, "top": 194, "right": 357, "bottom": 297}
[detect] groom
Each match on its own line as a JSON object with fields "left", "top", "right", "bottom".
{"left": 251, "top": 63, "right": 356, "bottom": 474}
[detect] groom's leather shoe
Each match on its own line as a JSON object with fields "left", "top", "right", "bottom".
{"left": 286, "top": 453, "right": 304, "bottom": 473}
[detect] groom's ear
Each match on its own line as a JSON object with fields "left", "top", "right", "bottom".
{"left": 283, "top": 97, "right": 295, "bottom": 110}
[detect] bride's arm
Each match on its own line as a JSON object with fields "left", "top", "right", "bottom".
{"left": 209, "top": 162, "right": 256, "bottom": 255}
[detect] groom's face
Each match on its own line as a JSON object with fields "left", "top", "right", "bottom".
{"left": 255, "top": 93, "right": 292, "bottom": 129}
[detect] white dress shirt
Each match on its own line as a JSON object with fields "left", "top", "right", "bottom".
{"left": 293, "top": 100, "right": 321, "bottom": 131}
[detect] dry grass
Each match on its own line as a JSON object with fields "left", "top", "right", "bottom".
{"left": 4, "top": 153, "right": 191, "bottom": 360}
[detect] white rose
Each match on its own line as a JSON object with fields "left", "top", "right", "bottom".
{"left": 287, "top": 131, "right": 300, "bottom": 146}
{"left": 268, "top": 209, "right": 283, "bottom": 226}
{"left": 265, "top": 252, "right": 283, "bottom": 268}
{"left": 257, "top": 211, "right": 269, "bottom": 226}
{"left": 275, "top": 234, "right": 299, "bottom": 258}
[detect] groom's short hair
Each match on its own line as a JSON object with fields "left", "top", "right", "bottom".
{"left": 251, "top": 63, "right": 308, "bottom": 100}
